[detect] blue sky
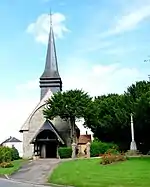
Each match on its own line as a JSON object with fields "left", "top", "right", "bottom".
{"left": 0, "top": 0, "right": 150, "bottom": 141}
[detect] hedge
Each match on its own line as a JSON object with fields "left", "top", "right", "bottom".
{"left": 58, "top": 147, "right": 72, "bottom": 158}
{"left": 90, "top": 140, "right": 118, "bottom": 157}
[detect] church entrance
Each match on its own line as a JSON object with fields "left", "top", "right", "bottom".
{"left": 40, "top": 141, "right": 57, "bottom": 158}
{"left": 34, "top": 129, "right": 58, "bottom": 158}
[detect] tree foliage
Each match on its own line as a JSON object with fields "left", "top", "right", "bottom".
{"left": 43, "top": 80, "right": 150, "bottom": 153}
{"left": 84, "top": 80, "right": 150, "bottom": 153}
{"left": 44, "top": 89, "right": 92, "bottom": 143}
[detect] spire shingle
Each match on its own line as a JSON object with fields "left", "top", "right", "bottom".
{"left": 39, "top": 13, "right": 62, "bottom": 100}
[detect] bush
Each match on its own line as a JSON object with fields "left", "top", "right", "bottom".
{"left": 90, "top": 140, "right": 118, "bottom": 157}
{"left": 0, "top": 146, "right": 12, "bottom": 163}
{"left": 0, "top": 146, "right": 19, "bottom": 163}
{"left": 100, "top": 153, "right": 126, "bottom": 165}
{"left": 105, "top": 148, "right": 119, "bottom": 155}
{"left": 0, "top": 162, "right": 14, "bottom": 168}
{"left": 58, "top": 147, "right": 72, "bottom": 158}
{"left": 11, "top": 146, "right": 20, "bottom": 160}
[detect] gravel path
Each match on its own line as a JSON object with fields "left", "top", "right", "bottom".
{"left": 10, "top": 159, "right": 60, "bottom": 185}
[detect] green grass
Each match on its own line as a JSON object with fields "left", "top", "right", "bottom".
{"left": 0, "top": 160, "right": 24, "bottom": 175}
{"left": 49, "top": 157, "right": 150, "bottom": 187}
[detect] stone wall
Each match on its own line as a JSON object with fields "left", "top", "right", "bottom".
{"left": 23, "top": 106, "right": 45, "bottom": 158}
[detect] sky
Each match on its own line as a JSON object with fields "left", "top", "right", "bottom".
{"left": 0, "top": 0, "right": 150, "bottom": 142}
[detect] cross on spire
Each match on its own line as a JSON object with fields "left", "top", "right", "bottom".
{"left": 49, "top": 9, "right": 52, "bottom": 27}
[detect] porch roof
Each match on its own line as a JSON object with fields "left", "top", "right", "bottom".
{"left": 30, "top": 120, "right": 65, "bottom": 144}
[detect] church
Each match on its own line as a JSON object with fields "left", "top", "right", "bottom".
{"left": 20, "top": 15, "right": 93, "bottom": 159}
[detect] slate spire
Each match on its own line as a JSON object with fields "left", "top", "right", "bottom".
{"left": 39, "top": 11, "right": 62, "bottom": 100}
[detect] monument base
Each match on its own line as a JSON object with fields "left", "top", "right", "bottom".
{"left": 130, "top": 141, "right": 137, "bottom": 150}
{"left": 126, "top": 141, "right": 140, "bottom": 156}
{"left": 126, "top": 150, "right": 140, "bottom": 156}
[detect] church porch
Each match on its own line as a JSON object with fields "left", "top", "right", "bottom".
{"left": 31, "top": 120, "right": 65, "bottom": 159}
{"left": 33, "top": 138, "right": 58, "bottom": 159}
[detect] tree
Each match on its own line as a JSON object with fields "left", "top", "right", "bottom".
{"left": 43, "top": 89, "right": 92, "bottom": 143}
{"left": 124, "top": 80, "right": 150, "bottom": 112}
{"left": 84, "top": 93, "right": 131, "bottom": 150}
{"left": 133, "top": 91, "right": 150, "bottom": 153}
{"left": 84, "top": 80, "right": 150, "bottom": 152}
{"left": 124, "top": 81, "right": 150, "bottom": 153}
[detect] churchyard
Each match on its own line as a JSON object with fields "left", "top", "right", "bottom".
{"left": 49, "top": 157, "right": 150, "bottom": 187}
{"left": 47, "top": 138, "right": 150, "bottom": 187}
{"left": 1, "top": 81, "right": 150, "bottom": 186}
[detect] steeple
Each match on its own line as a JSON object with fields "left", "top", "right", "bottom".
{"left": 39, "top": 12, "right": 62, "bottom": 100}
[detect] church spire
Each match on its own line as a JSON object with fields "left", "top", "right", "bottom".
{"left": 39, "top": 11, "right": 62, "bottom": 100}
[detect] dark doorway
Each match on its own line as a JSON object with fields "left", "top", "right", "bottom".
{"left": 46, "top": 141, "right": 57, "bottom": 158}
{"left": 35, "top": 129, "right": 58, "bottom": 158}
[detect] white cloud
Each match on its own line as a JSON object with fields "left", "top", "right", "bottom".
{"left": 0, "top": 59, "right": 147, "bottom": 144}
{"left": 15, "top": 60, "right": 146, "bottom": 97}
{"left": 16, "top": 79, "right": 39, "bottom": 91}
{"left": 75, "top": 2, "right": 150, "bottom": 54}
{"left": 103, "top": 46, "right": 136, "bottom": 56}
{"left": 114, "top": 5, "right": 150, "bottom": 33}
{"left": 100, "top": 3, "right": 150, "bottom": 38}
{"left": 79, "top": 41, "right": 112, "bottom": 53}
{"left": 62, "top": 61, "right": 145, "bottom": 96}
{"left": 26, "top": 12, "right": 69, "bottom": 44}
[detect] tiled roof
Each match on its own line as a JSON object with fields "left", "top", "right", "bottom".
{"left": 1, "top": 136, "right": 21, "bottom": 145}
{"left": 78, "top": 135, "right": 91, "bottom": 144}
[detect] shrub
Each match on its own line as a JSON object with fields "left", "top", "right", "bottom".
{"left": 105, "top": 148, "right": 119, "bottom": 155}
{"left": 58, "top": 147, "right": 72, "bottom": 158}
{"left": 90, "top": 140, "right": 118, "bottom": 157}
{"left": 0, "top": 146, "right": 19, "bottom": 163}
{"left": 0, "top": 162, "right": 14, "bottom": 168}
{"left": 100, "top": 153, "right": 126, "bottom": 165}
{"left": 11, "top": 146, "right": 20, "bottom": 160}
{"left": 0, "top": 146, "right": 12, "bottom": 163}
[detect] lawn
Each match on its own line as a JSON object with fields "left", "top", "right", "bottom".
{"left": 49, "top": 157, "right": 150, "bottom": 187}
{"left": 0, "top": 160, "right": 24, "bottom": 175}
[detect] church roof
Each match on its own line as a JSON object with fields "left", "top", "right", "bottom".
{"left": 31, "top": 120, "right": 64, "bottom": 144}
{"left": 20, "top": 89, "right": 53, "bottom": 132}
{"left": 1, "top": 136, "right": 21, "bottom": 145}
{"left": 40, "top": 13, "right": 60, "bottom": 79}
{"left": 39, "top": 13, "right": 62, "bottom": 100}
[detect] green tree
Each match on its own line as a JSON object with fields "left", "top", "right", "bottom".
{"left": 84, "top": 80, "right": 150, "bottom": 152}
{"left": 85, "top": 94, "right": 129, "bottom": 130}
{"left": 124, "top": 80, "right": 150, "bottom": 153}
{"left": 124, "top": 80, "right": 150, "bottom": 112}
{"left": 43, "top": 89, "right": 92, "bottom": 143}
{"left": 133, "top": 91, "right": 150, "bottom": 152}
{"left": 84, "top": 93, "right": 130, "bottom": 150}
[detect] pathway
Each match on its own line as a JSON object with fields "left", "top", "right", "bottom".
{"left": 10, "top": 159, "right": 60, "bottom": 185}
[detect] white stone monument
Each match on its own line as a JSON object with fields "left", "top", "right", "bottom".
{"left": 130, "top": 113, "right": 137, "bottom": 151}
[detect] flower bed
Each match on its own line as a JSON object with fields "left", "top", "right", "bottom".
{"left": 100, "top": 152, "right": 126, "bottom": 165}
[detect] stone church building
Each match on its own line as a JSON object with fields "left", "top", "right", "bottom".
{"left": 20, "top": 16, "right": 80, "bottom": 159}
